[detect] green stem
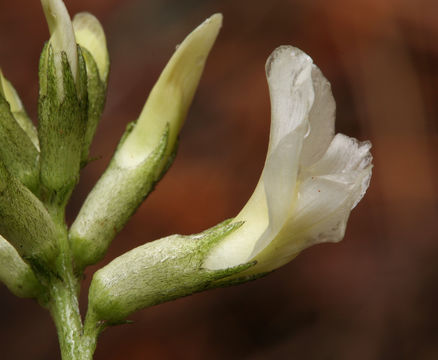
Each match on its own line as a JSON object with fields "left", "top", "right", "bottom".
{"left": 46, "top": 217, "right": 102, "bottom": 359}
{"left": 49, "top": 277, "right": 83, "bottom": 359}
{"left": 81, "top": 309, "right": 104, "bottom": 357}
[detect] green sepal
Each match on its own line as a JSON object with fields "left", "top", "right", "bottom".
{"left": 0, "top": 95, "right": 40, "bottom": 193}
{"left": 0, "top": 70, "right": 39, "bottom": 149}
{"left": 69, "top": 127, "right": 170, "bottom": 270}
{"left": 0, "top": 161, "right": 59, "bottom": 272}
{"left": 88, "top": 220, "right": 255, "bottom": 324}
{"left": 38, "top": 44, "right": 88, "bottom": 208}
{"left": 0, "top": 235, "right": 43, "bottom": 298}
{"left": 79, "top": 46, "right": 107, "bottom": 166}
{"left": 38, "top": 42, "right": 50, "bottom": 98}
{"left": 210, "top": 270, "right": 270, "bottom": 289}
{"left": 12, "top": 111, "right": 39, "bottom": 150}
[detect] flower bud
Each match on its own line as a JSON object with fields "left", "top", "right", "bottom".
{"left": 38, "top": 0, "right": 88, "bottom": 208}
{"left": 0, "top": 161, "right": 59, "bottom": 271}
{"left": 0, "top": 235, "right": 43, "bottom": 298}
{"left": 70, "top": 14, "right": 222, "bottom": 269}
{"left": 0, "top": 72, "right": 40, "bottom": 193}
{"left": 0, "top": 70, "right": 39, "bottom": 148}
{"left": 72, "top": 12, "right": 109, "bottom": 165}
{"left": 115, "top": 13, "right": 222, "bottom": 170}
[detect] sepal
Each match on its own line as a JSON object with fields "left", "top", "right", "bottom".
{"left": 0, "top": 161, "right": 59, "bottom": 271}
{"left": 38, "top": 44, "right": 88, "bottom": 207}
{"left": 69, "top": 127, "right": 169, "bottom": 269}
{"left": 0, "top": 90, "right": 40, "bottom": 193}
{"left": 88, "top": 220, "right": 254, "bottom": 324}
{"left": 0, "top": 69, "right": 39, "bottom": 149}
{"left": 72, "top": 12, "right": 109, "bottom": 165}
{"left": 78, "top": 47, "right": 107, "bottom": 166}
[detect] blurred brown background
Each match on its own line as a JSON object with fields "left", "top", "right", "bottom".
{"left": 0, "top": 0, "right": 437, "bottom": 359}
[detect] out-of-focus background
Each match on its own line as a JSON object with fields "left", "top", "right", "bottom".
{"left": 0, "top": 0, "right": 437, "bottom": 359}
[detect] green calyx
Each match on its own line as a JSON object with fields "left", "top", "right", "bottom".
{"left": 38, "top": 43, "right": 88, "bottom": 209}
{"left": 88, "top": 220, "right": 255, "bottom": 324}
{"left": 69, "top": 126, "right": 171, "bottom": 270}
{"left": 0, "top": 70, "right": 39, "bottom": 150}
{"left": 0, "top": 95, "right": 40, "bottom": 193}
{"left": 78, "top": 46, "right": 107, "bottom": 166}
{"left": 0, "top": 161, "right": 59, "bottom": 272}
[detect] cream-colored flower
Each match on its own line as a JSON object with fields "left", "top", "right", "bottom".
{"left": 70, "top": 14, "right": 223, "bottom": 268}
{"left": 204, "top": 46, "right": 372, "bottom": 275}
{"left": 87, "top": 45, "right": 373, "bottom": 322}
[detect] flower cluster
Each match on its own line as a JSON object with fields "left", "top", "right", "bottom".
{"left": 0, "top": 0, "right": 372, "bottom": 357}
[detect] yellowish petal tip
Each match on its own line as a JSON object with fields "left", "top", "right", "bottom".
{"left": 115, "top": 13, "right": 222, "bottom": 168}
{"left": 200, "top": 13, "right": 222, "bottom": 35}
{"left": 73, "top": 12, "right": 109, "bottom": 81}
{"left": 41, "top": 0, "right": 78, "bottom": 82}
{"left": 208, "top": 13, "right": 223, "bottom": 26}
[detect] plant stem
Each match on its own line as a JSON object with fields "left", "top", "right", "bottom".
{"left": 49, "top": 277, "right": 84, "bottom": 359}
{"left": 46, "top": 216, "right": 102, "bottom": 360}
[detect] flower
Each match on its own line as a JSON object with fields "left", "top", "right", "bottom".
{"left": 70, "top": 14, "right": 223, "bottom": 268}
{"left": 87, "top": 44, "right": 373, "bottom": 323}
{"left": 203, "top": 46, "right": 372, "bottom": 275}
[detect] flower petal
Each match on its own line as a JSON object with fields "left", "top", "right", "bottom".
{"left": 204, "top": 46, "right": 316, "bottom": 269}
{"left": 301, "top": 133, "right": 373, "bottom": 208}
{"left": 73, "top": 12, "right": 109, "bottom": 82}
{"left": 41, "top": 0, "right": 77, "bottom": 82}
{"left": 251, "top": 134, "right": 372, "bottom": 273}
{"left": 253, "top": 46, "right": 316, "bottom": 256}
{"left": 116, "top": 14, "right": 222, "bottom": 168}
{"left": 299, "top": 65, "right": 336, "bottom": 168}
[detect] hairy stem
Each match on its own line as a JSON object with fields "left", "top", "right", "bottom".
{"left": 46, "top": 219, "right": 101, "bottom": 360}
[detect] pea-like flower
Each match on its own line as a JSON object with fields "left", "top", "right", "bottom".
{"left": 204, "top": 46, "right": 372, "bottom": 275}
{"left": 89, "top": 44, "right": 372, "bottom": 323}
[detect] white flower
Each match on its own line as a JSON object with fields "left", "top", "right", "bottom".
{"left": 204, "top": 46, "right": 372, "bottom": 275}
